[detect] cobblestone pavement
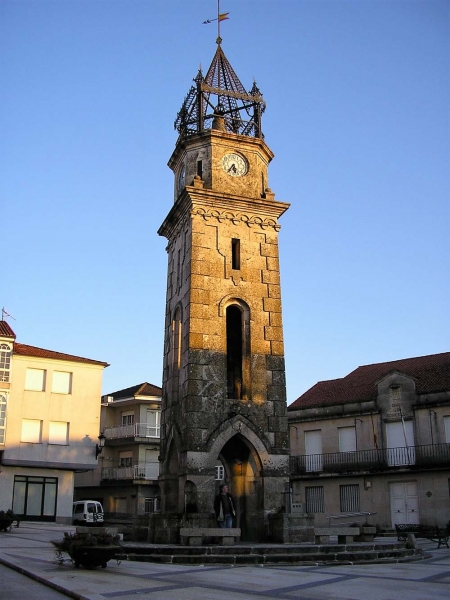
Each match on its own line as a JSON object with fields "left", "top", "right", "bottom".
{"left": 0, "top": 523, "right": 449, "bottom": 600}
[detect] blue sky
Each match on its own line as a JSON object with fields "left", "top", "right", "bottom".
{"left": 2, "top": 0, "right": 449, "bottom": 403}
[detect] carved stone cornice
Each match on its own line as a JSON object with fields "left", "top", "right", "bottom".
{"left": 191, "top": 207, "right": 281, "bottom": 231}
{"left": 158, "top": 186, "right": 290, "bottom": 245}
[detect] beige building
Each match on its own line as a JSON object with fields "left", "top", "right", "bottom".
{"left": 0, "top": 320, "right": 108, "bottom": 523}
{"left": 288, "top": 352, "right": 450, "bottom": 530}
{"left": 74, "top": 382, "right": 162, "bottom": 517}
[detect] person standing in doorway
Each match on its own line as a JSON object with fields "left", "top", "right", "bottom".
{"left": 214, "top": 484, "right": 236, "bottom": 528}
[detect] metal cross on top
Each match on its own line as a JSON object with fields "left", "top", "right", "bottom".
{"left": 202, "top": 0, "right": 230, "bottom": 45}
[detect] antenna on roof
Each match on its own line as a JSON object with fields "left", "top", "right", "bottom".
{"left": 1, "top": 307, "right": 15, "bottom": 322}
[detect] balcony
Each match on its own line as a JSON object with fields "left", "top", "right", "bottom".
{"left": 103, "top": 423, "right": 160, "bottom": 440}
{"left": 101, "top": 463, "right": 160, "bottom": 481}
{"left": 290, "top": 442, "right": 450, "bottom": 475}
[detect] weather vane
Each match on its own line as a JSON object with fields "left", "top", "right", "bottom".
{"left": 202, "top": 0, "right": 229, "bottom": 44}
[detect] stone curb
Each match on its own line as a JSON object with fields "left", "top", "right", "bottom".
{"left": 0, "top": 554, "right": 89, "bottom": 600}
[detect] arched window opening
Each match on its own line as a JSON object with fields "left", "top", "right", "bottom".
{"left": 226, "top": 305, "right": 243, "bottom": 399}
{"left": 0, "top": 344, "right": 11, "bottom": 383}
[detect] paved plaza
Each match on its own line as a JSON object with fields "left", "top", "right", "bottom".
{"left": 0, "top": 523, "right": 449, "bottom": 599}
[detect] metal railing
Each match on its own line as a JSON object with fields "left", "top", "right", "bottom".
{"left": 101, "top": 463, "right": 160, "bottom": 481}
{"left": 103, "top": 423, "right": 160, "bottom": 440}
{"left": 290, "top": 443, "right": 450, "bottom": 475}
{"left": 327, "top": 512, "right": 377, "bottom": 526}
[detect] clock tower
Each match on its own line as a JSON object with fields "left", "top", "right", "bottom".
{"left": 156, "top": 42, "right": 290, "bottom": 542}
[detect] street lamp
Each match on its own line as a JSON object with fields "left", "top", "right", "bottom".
{"left": 96, "top": 433, "right": 106, "bottom": 458}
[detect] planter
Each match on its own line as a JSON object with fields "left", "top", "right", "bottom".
{"left": 0, "top": 510, "right": 16, "bottom": 532}
{"left": 68, "top": 545, "right": 121, "bottom": 568}
{"left": 0, "top": 517, "right": 14, "bottom": 532}
{"left": 52, "top": 529, "right": 122, "bottom": 569}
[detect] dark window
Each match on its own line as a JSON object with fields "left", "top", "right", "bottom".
{"left": 197, "top": 160, "right": 203, "bottom": 178}
{"left": 226, "top": 305, "right": 243, "bottom": 399}
{"left": 231, "top": 239, "right": 240, "bottom": 270}
{"left": 305, "top": 486, "right": 324, "bottom": 513}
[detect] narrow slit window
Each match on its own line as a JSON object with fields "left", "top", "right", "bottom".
{"left": 231, "top": 238, "right": 240, "bottom": 270}
{"left": 197, "top": 160, "right": 203, "bottom": 178}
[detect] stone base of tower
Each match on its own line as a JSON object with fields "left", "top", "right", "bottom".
{"left": 268, "top": 513, "right": 315, "bottom": 544}
{"left": 148, "top": 512, "right": 216, "bottom": 544}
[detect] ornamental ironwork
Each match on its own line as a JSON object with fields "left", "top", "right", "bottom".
{"left": 174, "top": 44, "right": 266, "bottom": 140}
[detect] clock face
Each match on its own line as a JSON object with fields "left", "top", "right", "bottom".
{"left": 222, "top": 153, "right": 248, "bottom": 177}
{"left": 178, "top": 166, "right": 185, "bottom": 190}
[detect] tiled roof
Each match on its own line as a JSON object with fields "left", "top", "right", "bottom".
{"left": 107, "top": 382, "right": 162, "bottom": 399}
{"left": 14, "top": 343, "right": 109, "bottom": 367}
{"left": 0, "top": 321, "right": 16, "bottom": 338}
{"left": 289, "top": 352, "right": 450, "bottom": 410}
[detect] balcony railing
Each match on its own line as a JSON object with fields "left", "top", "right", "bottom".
{"left": 103, "top": 423, "right": 160, "bottom": 440}
{"left": 290, "top": 443, "right": 450, "bottom": 475}
{"left": 101, "top": 463, "right": 160, "bottom": 481}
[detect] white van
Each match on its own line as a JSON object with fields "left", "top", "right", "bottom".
{"left": 72, "top": 500, "right": 104, "bottom": 525}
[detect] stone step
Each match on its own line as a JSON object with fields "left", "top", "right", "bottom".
{"left": 118, "top": 543, "right": 422, "bottom": 566}
{"left": 119, "top": 541, "right": 407, "bottom": 556}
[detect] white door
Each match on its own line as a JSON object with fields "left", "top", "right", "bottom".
{"left": 390, "top": 481, "right": 419, "bottom": 526}
{"left": 305, "top": 430, "right": 322, "bottom": 472}
{"left": 386, "top": 421, "right": 415, "bottom": 466}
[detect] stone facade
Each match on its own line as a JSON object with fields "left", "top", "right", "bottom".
{"left": 157, "top": 125, "right": 290, "bottom": 541}
{"left": 288, "top": 353, "right": 450, "bottom": 530}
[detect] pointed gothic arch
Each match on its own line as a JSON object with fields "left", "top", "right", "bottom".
{"left": 206, "top": 415, "right": 271, "bottom": 468}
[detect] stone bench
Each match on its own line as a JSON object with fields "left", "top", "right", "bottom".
{"left": 314, "top": 526, "right": 376, "bottom": 544}
{"left": 315, "top": 527, "right": 359, "bottom": 544}
{"left": 179, "top": 527, "right": 241, "bottom": 546}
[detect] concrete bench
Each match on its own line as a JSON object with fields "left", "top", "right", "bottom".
{"left": 314, "top": 526, "right": 376, "bottom": 544}
{"left": 315, "top": 527, "right": 360, "bottom": 544}
{"left": 179, "top": 527, "right": 241, "bottom": 546}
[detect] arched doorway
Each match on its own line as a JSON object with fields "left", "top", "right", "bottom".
{"left": 218, "top": 433, "right": 263, "bottom": 541}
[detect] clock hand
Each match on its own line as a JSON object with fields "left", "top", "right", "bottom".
{"left": 228, "top": 164, "right": 237, "bottom": 173}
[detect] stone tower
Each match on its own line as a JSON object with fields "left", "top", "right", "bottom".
{"left": 157, "top": 43, "right": 290, "bottom": 542}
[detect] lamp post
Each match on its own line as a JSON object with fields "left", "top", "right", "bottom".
{"left": 96, "top": 433, "right": 106, "bottom": 458}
